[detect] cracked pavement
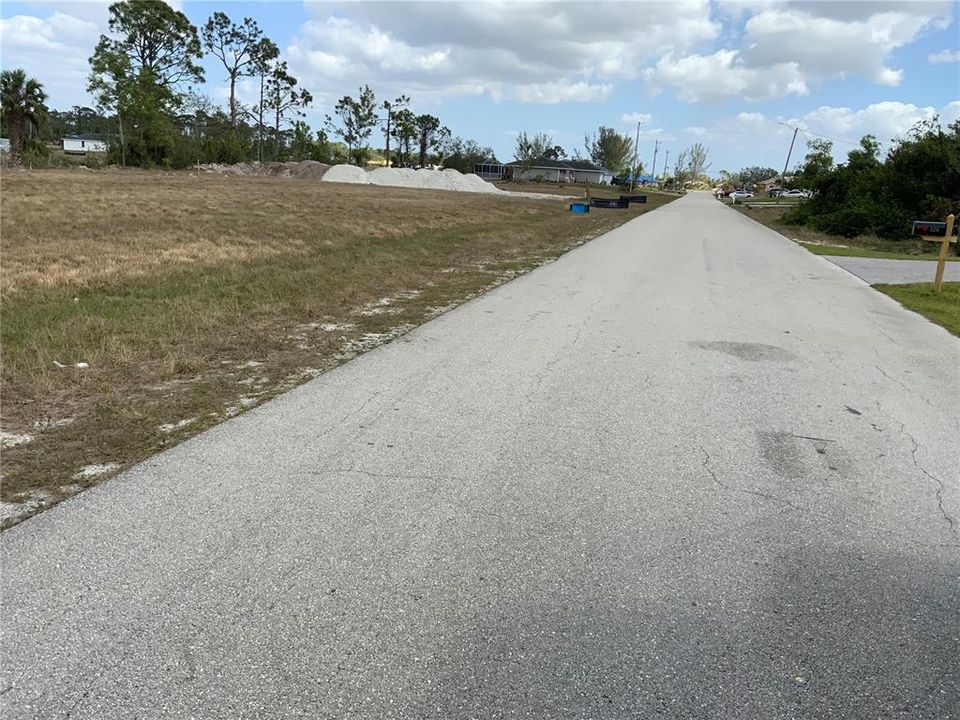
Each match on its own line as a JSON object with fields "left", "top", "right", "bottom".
{"left": 2, "top": 192, "right": 958, "bottom": 718}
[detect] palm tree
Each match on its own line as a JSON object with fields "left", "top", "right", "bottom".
{"left": 1, "top": 69, "right": 49, "bottom": 166}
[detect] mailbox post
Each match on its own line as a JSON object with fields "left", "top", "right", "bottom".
{"left": 912, "top": 214, "right": 956, "bottom": 292}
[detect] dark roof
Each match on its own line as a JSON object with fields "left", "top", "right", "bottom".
{"left": 564, "top": 159, "right": 613, "bottom": 174}
{"left": 64, "top": 133, "right": 105, "bottom": 141}
{"left": 505, "top": 157, "right": 571, "bottom": 169}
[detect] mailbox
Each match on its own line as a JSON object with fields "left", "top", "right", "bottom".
{"left": 912, "top": 220, "right": 947, "bottom": 237}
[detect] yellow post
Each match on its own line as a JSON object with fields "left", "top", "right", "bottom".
{"left": 934, "top": 213, "right": 954, "bottom": 292}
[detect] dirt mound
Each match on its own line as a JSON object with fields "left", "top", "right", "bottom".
{"left": 289, "top": 161, "right": 330, "bottom": 180}
{"left": 197, "top": 161, "right": 330, "bottom": 180}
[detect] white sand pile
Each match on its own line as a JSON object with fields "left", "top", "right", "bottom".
{"left": 198, "top": 161, "right": 526, "bottom": 196}
{"left": 321, "top": 164, "right": 369, "bottom": 184}
{"left": 324, "top": 164, "right": 501, "bottom": 194}
{"left": 367, "top": 167, "right": 407, "bottom": 187}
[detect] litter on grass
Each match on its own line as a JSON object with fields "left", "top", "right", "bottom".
{"left": 0, "top": 430, "right": 33, "bottom": 448}
{"left": 73, "top": 463, "right": 120, "bottom": 480}
{"left": 158, "top": 417, "right": 198, "bottom": 433}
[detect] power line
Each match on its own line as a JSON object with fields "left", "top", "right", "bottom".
{"left": 794, "top": 126, "right": 860, "bottom": 148}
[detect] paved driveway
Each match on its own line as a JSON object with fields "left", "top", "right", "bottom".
{"left": 826, "top": 254, "right": 960, "bottom": 284}
{"left": 3, "top": 193, "right": 958, "bottom": 719}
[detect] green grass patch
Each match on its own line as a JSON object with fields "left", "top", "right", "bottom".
{"left": 873, "top": 282, "right": 960, "bottom": 336}
{"left": 800, "top": 242, "right": 959, "bottom": 261}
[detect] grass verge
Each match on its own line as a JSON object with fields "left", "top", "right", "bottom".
{"left": 799, "top": 243, "right": 959, "bottom": 261}
{"left": 1, "top": 168, "right": 676, "bottom": 527}
{"left": 734, "top": 204, "right": 957, "bottom": 261}
{"left": 872, "top": 282, "right": 960, "bottom": 337}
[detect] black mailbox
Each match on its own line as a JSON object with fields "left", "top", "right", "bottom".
{"left": 912, "top": 220, "right": 947, "bottom": 237}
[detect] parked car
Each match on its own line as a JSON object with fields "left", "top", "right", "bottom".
{"left": 780, "top": 189, "right": 811, "bottom": 198}
{"left": 611, "top": 176, "right": 626, "bottom": 186}
{"left": 729, "top": 190, "right": 754, "bottom": 201}
{"left": 767, "top": 187, "right": 783, "bottom": 198}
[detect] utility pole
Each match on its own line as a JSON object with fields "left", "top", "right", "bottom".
{"left": 776, "top": 122, "right": 799, "bottom": 205}
{"left": 629, "top": 120, "right": 642, "bottom": 193}
{"left": 662, "top": 150, "right": 669, "bottom": 186}
{"left": 650, "top": 140, "right": 659, "bottom": 184}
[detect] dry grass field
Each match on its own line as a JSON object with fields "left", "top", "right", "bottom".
{"left": 1, "top": 168, "right": 676, "bottom": 526}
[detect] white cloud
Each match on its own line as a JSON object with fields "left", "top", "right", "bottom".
{"left": 647, "top": 1, "right": 953, "bottom": 102}
{"left": 705, "top": 100, "right": 959, "bottom": 170}
{"left": 0, "top": 1, "right": 191, "bottom": 109}
{"left": 289, "top": 1, "right": 720, "bottom": 105}
{"left": 794, "top": 101, "right": 955, "bottom": 144}
{"left": 929, "top": 49, "right": 960, "bottom": 63}
{"left": 0, "top": 12, "right": 102, "bottom": 107}
{"left": 505, "top": 81, "right": 612, "bottom": 104}
{"left": 685, "top": 126, "right": 707, "bottom": 135}
{"left": 648, "top": 50, "right": 808, "bottom": 102}
{"left": 621, "top": 112, "right": 653, "bottom": 125}
{"left": 942, "top": 100, "right": 960, "bottom": 125}
{"left": 740, "top": 8, "right": 936, "bottom": 86}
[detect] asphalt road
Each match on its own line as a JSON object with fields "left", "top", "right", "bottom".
{"left": 3, "top": 193, "right": 958, "bottom": 719}
{"left": 826, "top": 255, "right": 960, "bottom": 284}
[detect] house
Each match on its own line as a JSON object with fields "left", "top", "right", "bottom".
{"left": 504, "top": 157, "right": 613, "bottom": 184}
{"left": 506, "top": 157, "right": 574, "bottom": 182}
{"left": 564, "top": 159, "right": 614, "bottom": 185}
{"left": 473, "top": 157, "right": 508, "bottom": 180}
{"left": 63, "top": 133, "right": 107, "bottom": 154}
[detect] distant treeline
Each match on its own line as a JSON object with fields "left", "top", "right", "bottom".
{"left": 784, "top": 119, "right": 960, "bottom": 240}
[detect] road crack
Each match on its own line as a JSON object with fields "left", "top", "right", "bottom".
{"left": 699, "top": 446, "right": 958, "bottom": 548}
{"left": 699, "top": 447, "right": 804, "bottom": 512}
{"left": 900, "top": 423, "right": 958, "bottom": 539}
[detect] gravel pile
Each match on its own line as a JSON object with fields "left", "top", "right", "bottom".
{"left": 322, "top": 165, "right": 500, "bottom": 194}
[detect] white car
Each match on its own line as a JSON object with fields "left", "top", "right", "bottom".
{"left": 780, "top": 189, "right": 810, "bottom": 199}
{"left": 729, "top": 190, "right": 754, "bottom": 201}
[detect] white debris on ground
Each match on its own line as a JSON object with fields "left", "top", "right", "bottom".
{"left": 0, "top": 491, "right": 54, "bottom": 524}
{"left": 53, "top": 361, "right": 90, "bottom": 369}
{"left": 337, "top": 325, "right": 416, "bottom": 360}
{"left": 236, "top": 360, "right": 264, "bottom": 369}
{"left": 357, "top": 290, "right": 422, "bottom": 316}
{"left": 1, "top": 430, "right": 34, "bottom": 448}
{"left": 73, "top": 463, "right": 120, "bottom": 480}
{"left": 33, "top": 417, "right": 75, "bottom": 430}
{"left": 237, "top": 377, "right": 267, "bottom": 386}
{"left": 158, "top": 417, "right": 198, "bottom": 433}
{"left": 318, "top": 322, "right": 356, "bottom": 332}
{"left": 225, "top": 397, "right": 258, "bottom": 417}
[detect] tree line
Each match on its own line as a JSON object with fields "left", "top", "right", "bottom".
{"left": 0, "top": 0, "right": 493, "bottom": 170}
{"left": 511, "top": 127, "right": 712, "bottom": 186}
{"left": 783, "top": 119, "right": 960, "bottom": 240}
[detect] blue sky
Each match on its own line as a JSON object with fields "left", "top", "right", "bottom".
{"left": 2, "top": 1, "right": 958, "bottom": 174}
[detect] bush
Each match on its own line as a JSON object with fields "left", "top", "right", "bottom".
{"left": 785, "top": 121, "right": 959, "bottom": 240}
